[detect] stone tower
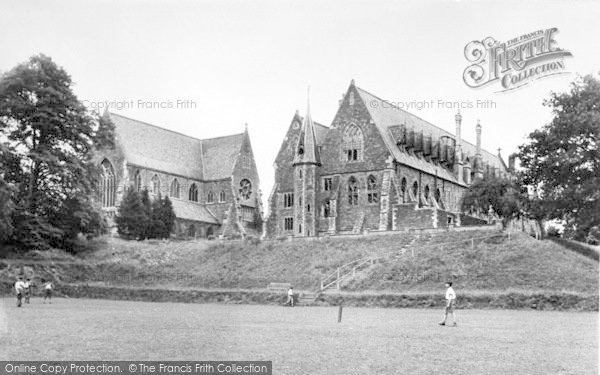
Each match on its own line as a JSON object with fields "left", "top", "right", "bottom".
{"left": 292, "top": 97, "right": 321, "bottom": 237}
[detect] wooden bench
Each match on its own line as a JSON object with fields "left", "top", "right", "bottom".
{"left": 267, "top": 282, "right": 291, "bottom": 293}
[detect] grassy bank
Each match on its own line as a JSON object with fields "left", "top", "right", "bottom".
{"left": 1, "top": 229, "right": 597, "bottom": 309}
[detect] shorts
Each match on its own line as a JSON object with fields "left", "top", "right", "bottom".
{"left": 445, "top": 300, "right": 455, "bottom": 313}
{"left": 45, "top": 289, "right": 52, "bottom": 297}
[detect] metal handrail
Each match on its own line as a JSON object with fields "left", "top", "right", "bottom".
{"left": 319, "top": 232, "right": 507, "bottom": 291}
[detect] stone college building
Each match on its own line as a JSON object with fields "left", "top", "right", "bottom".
{"left": 96, "top": 113, "right": 263, "bottom": 238}
{"left": 265, "top": 81, "right": 510, "bottom": 238}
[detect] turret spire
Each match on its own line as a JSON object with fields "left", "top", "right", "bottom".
{"left": 293, "top": 88, "right": 321, "bottom": 166}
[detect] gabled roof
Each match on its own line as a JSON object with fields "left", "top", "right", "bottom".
{"left": 170, "top": 199, "right": 219, "bottom": 224}
{"left": 109, "top": 113, "right": 243, "bottom": 181}
{"left": 354, "top": 86, "right": 506, "bottom": 183}
{"left": 201, "top": 133, "right": 245, "bottom": 180}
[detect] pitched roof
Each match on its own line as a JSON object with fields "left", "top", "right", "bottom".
{"left": 354, "top": 86, "right": 506, "bottom": 182}
{"left": 170, "top": 199, "right": 219, "bottom": 224}
{"left": 109, "top": 113, "right": 243, "bottom": 181}
{"left": 201, "top": 133, "right": 245, "bottom": 180}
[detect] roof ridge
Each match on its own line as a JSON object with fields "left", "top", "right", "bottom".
{"left": 109, "top": 112, "right": 243, "bottom": 143}
{"left": 354, "top": 86, "right": 501, "bottom": 163}
{"left": 200, "top": 132, "right": 245, "bottom": 142}
{"left": 354, "top": 86, "right": 455, "bottom": 138}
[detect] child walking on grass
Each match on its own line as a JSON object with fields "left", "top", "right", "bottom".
{"left": 42, "top": 280, "right": 54, "bottom": 304}
{"left": 439, "top": 281, "right": 457, "bottom": 327}
{"left": 14, "top": 276, "right": 25, "bottom": 307}
{"left": 285, "top": 286, "right": 295, "bottom": 307}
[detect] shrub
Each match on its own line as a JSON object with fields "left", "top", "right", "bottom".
{"left": 546, "top": 225, "right": 561, "bottom": 238}
{"left": 586, "top": 226, "right": 600, "bottom": 245}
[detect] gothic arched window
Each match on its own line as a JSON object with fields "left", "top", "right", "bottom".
{"left": 207, "top": 190, "right": 214, "bottom": 203}
{"left": 424, "top": 185, "right": 430, "bottom": 201}
{"left": 100, "top": 159, "right": 115, "bottom": 207}
{"left": 367, "top": 175, "right": 378, "bottom": 204}
{"left": 151, "top": 175, "right": 161, "bottom": 195}
{"left": 219, "top": 190, "right": 226, "bottom": 203}
{"left": 412, "top": 181, "right": 418, "bottom": 200}
{"left": 170, "top": 179, "right": 180, "bottom": 198}
{"left": 134, "top": 170, "right": 142, "bottom": 192}
{"left": 435, "top": 188, "right": 441, "bottom": 204}
{"left": 323, "top": 200, "right": 331, "bottom": 217}
{"left": 239, "top": 179, "right": 252, "bottom": 200}
{"left": 348, "top": 176, "right": 359, "bottom": 205}
{"left": 189, "top": 183, "right": 199, "bottom": 202}
{"left": 401, "top": 177, "right": 407, "bottom": 203}
{"left": 187, "top": 224, "right": 196, "bottom": 238}
{"left": 342, "top": 124, "right": 364, "bottom": 162}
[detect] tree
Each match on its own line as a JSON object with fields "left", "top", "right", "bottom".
{"left": 157, "top": 196, "right": 175, "bottom": 239}
{"left": 149, "top": 194, "right": 167, "bottom": 238}
{"left": 140, "top": 189, "right": 153, "bottom": 239}
{"left": 115, "top": 189, "right": 175, "bottom": 240}
{"left": 115, "top": 187, "right": 146, "bottom": 240}
{"left": 517, "top": 74, "right": 600, "bottom": 241}
{"left": 461, "top": 175, "right": 524, "bottom": 221}
{"left": 0, "top": 174, "right": 15, "bottom": 242}
{"left": 0, "top": 54, "right": 115, "bottom": 249}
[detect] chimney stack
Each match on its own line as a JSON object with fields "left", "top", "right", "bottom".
{"left": 508, "top": 154, "right": 516, "bottom": 172}
{"left": 474, "top": 120, "right": 483, "bottom": 181}
{"left": 454, "top": 110, "right": 464, "bottom": 184}
{"left": 476, "top": 119, "right": 482, "bottom": 156}
{"left": 455, "top": 110, "right": 462, "bottom": 147}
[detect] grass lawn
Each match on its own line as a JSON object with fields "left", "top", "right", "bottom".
{"left": 1, "top": 297, "right": 597, "bottom": 374}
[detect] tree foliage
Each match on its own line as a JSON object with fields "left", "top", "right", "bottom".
{"left": 517, "top": 74, "right": 600, "bottom": 241}
{"left": 461, "top": 175, "right": 524, "bottom": 221}
{"left": 116, "top": 188, "right": 175, "bottom": 240}
{"left": 0, "top": 54, "right": 115, "bottom": 250}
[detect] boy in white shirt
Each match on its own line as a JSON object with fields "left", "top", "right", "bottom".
{"left": 42, "top": 280, "right": 53, "bottom": 304}
{"left": 14, "top": 276, "right": 25, "bottom": 307}
{"left": 439, "top": 281, "right": 457, "bottom": 326}
{"left": 285, "top": 286, "right": 295, "bottom": 307}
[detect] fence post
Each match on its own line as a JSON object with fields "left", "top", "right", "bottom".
{"left": 471, "top": 238, "right": 474, "bottom": 249}
{"left": 320, "top": 280, "right": 323, "bottom": 290}
{"left": 508, "top": 231, "right": 511, "bottom": 242}
{"left": 336, "top": 267, "right": 340, "bottom": 290}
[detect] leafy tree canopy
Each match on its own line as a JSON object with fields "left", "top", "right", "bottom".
{"left": 0, "top": 54, "right": 115, "bottom": 250}
{"left": 517, "top": 74, "right": 600, "bottom": 240}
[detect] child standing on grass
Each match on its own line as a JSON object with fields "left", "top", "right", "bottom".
{"left": 42, "top": 280, "right": 53, "bottom": 304}
{"left": 23, "top": 278, "right": 32, "bottom": 304}
{"left": 14, "top": 276, "right": 25, "bottom": 307}
{"left": 439, "top": 281, "right": 457, "bottom": 327}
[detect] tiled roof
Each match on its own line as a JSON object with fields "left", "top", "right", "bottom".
{"left": 355, "top": 86, "right": 506, "bottom": 184}
{"left": 201, "top": 133, "right": 245, "bottom": 180}
{"left": 314, "top": 123, "right": 329, "bottom": 146}
{"left": 170, "top": 199, "right": 219, "bottom": 224}
{"left": 109, "top": 113, "right": 243, "bottom": 181}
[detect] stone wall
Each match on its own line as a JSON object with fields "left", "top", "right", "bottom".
{"left": 393, "top": 203, "right": 435, "bottom": 231}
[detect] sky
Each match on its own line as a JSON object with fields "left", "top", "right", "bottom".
{"left": 1, "top": 0, "right": 599, "bottom": 204}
